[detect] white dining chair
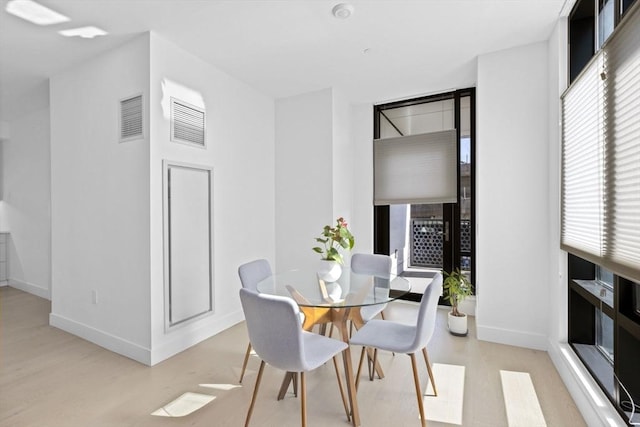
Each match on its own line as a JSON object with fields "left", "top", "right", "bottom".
{"left": 349, "top": 273, "right": 443, "bottom": 427}
{"left": 239, "top": 288, "right": 350, "bottom": 427}
{"left": 347, "top": 253, "right": 394, "bottom": 379}
{"left": 350, "top": 253, "right": 393, "bottom": 323}
{"left": 238, "top": 259, "right": 272, "bottom": 383}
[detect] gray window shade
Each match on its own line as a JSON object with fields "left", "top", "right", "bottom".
{"left": 602, "top": 9, "right": 640, "bottom": 280}
{"left": 561, "top": 4, "right": 640, "bottom": 282}
{"left": 374, "top": 129, "right": 457, "bottom": 205}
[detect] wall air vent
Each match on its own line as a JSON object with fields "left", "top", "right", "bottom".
{"left": 171, "top": 98, "right": 206, "bottom": 147}
{"left": 119, "top": 94, "right": 143, "bottom": 142}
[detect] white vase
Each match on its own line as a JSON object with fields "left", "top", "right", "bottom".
{"left": 324, "top": 282, "right": 343, "bottom": 301}
{"left": 447, "top": 311, "right": 468, "bottom": 336}
{"left": 317, "top": 260, "right": 342, "bottom": 283}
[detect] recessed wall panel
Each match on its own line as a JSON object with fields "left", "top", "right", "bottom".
{"left": 164, "top": 161, "right": 213, "bottom": 327}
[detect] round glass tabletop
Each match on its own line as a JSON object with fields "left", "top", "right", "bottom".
{"left": 256, "top": 267, "right": 411, "bottom": 308}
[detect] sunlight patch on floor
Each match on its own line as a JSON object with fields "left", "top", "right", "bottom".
{"left": 151, "top": 392, "right": 215, "bottom": 417}
{"left": 422, "top": 363, "right": 465, "bottom": 425}
{"left": 500, "top": 370, "right": 547, "bottom": 427}
{"left": 199, "top": 383, "right": 241, "bottom": 391}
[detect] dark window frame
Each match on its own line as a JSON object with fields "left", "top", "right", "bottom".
{"left": 569, "top": 0, "right": 638, "bottom": 83}
{"left": 373, "top": 87, "right": 476, "bottom": 295}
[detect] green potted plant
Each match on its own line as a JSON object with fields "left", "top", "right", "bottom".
{"left": 312, "top": 217, "right": 355, "bottom": 283}
{"left": 443, "top": 268, "right": 474, "bottom": 336}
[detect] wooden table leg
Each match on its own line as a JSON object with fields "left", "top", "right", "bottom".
{"left": 334, "top": 307, "right": 360, "bottom": 427}
{"left": 277, "top": 303, "right": 332, "bottom": 401}
{"left": 277, "top": 371, "right": 295, "bottom": 401}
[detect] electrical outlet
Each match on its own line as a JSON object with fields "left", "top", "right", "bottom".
{"left": 92, "top": 290, "right": 98, "bottom": 304}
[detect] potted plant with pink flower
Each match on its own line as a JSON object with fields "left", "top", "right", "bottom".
{"left": 312, "top": 217, "right": 355, "bottom": 282}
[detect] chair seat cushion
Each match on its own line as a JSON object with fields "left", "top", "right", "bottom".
{"left": 300, "top": 331, "right": 348, "bottom": 371}
{"left": 350, "top": 319, "right": 418, "bottom": 354}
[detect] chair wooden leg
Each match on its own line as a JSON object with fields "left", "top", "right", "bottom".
{"left": 333, "top": 356, "right": 351, "bottom": 422}
{"left": 410, "top": 353, "right": 427, "bottom": 427}
{"left": 422, "top": 347, "right": 437, "bottom": 397}
{"left": 369, "top": 349, "right": 378, "bottom": 381}
{"left": 355, "top": 346, "right": 366, "bottom": 390}
{"left": 245, "top": 360, "right": 265, "bottom": 427}
{"left": 239, "top": 342, "right": 252, "bottom": 383}
{"left": 300, "top": 372, "right": 307, "bottom": 427}
{"left": 293, "top": 372, "right": 298, "bottom": 397}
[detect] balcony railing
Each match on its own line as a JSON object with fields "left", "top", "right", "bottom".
{"left": 411, "top": 218, "right": 471, "bottom": 268}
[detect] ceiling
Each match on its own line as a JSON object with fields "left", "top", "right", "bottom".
{"left": 0, "top": 0, "right": 571, "bottom": 121}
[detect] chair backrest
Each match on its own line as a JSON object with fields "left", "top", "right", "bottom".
{"left": 238, "top": 259, "right": 272, "bottom": 291}
{"left": 351, "top": 253, "right": 392, "bottom": 277}
{"left": 239, "top": 288, "right": 306, "bottom": 372}
{"left": 411, "top": 273, "right": 443, "bottom": 352}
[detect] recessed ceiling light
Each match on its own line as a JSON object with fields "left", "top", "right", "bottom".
{"left": 59, "top": 26, "right": 108, "bottom": 39}
{"left": 332, "top": 3, "right": 354, "bottom": 19}
{"left": 5, "top": 0, "right": 70, "bottom": 25}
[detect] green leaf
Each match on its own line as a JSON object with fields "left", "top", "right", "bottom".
{"left": 441, "top": 268, "right": 473, "bottom": 308}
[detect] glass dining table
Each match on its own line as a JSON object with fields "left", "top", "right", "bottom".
{"left": 256, "top": 267, "right": 411, "bottom": 427}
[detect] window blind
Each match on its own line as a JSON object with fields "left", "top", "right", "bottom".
{"left": 561, "top": 3, "right": 640, "bottom": 283}
{"left": 561, "top": 52, "right": 604, "bottom": 260}
{"left": 374, "top": 129, "right": 457, "bottom": 205}
{"left": 602, "top": 10, "right": 640, "bottom": 281}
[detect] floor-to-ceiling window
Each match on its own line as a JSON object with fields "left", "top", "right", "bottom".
{"left": 565, "top": 0, "right": 640, "bottom": 422}
{"left": 373, "top": 88, "right": 475, "bottom": 300}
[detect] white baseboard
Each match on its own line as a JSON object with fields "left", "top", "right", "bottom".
{"left": 49, "top": 313, "right": 152, "bottom": 365}
{"left": 0, "top": 280, "right": 7, "bottom": 287}
{"left": 150, "top": 310, "right": 245, "bottom": 365}
{"left": 9, "top": 278, "right": 50, "bottom": 300}
{"left": 548, "top": 341, "right": 626, "bottom": 427}
{"left": 49, "top": 310, "right": 246, "bottom": 367}
{"left": 476, "top": 323, "right": 548, "bottom": 351}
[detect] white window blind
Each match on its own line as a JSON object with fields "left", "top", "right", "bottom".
{"left": 602, "top": 10, "right": 640, "bottom": 281}
{"left": 561, "top": 52, "right": 604, "bottom": 259}
{"left": 562, "top": 4, "right": 640, "bottom": 282}
{"left": 374, "top": 129, "right": 457, "bottom": 205}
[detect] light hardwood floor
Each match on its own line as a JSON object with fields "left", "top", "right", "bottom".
{"left": 0, "top": 287, "right": 585, "bottom": 427}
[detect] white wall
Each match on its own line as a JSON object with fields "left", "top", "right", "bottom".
{"left": 49, "top": 32, "right": 276, "bottom": 366}
{"left": 275, "top": 89, "right": 334, "bottom": 273}
{"left": 547, "top": 18, "right": 567, "bottom": 348}
{"left": 148, "top": 33, "right": 276, "bottom": 364}
{"left": 0, "top": 120, "right": 8, "bottom": 201}
{"left": 476, "top": 42, "right": 551, "bottom": 350}
{"left": 49, "top": 34, "right": 153, "bottom": 361}
{"left": 332, "top": 89, "right": 355, "bottom": 250}
{"left": 0, "top": 107, "right": 51, "bottom": 299}
{"left": 351, "top": 104, "right": 374, "bottom": 254}
{"left": 0, "top": 121, "right": 10, "bottom": 141}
